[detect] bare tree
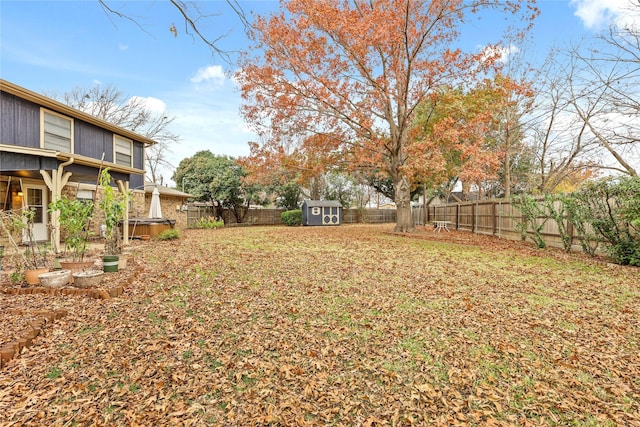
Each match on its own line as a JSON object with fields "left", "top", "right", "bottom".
{"left": 98, "top": 0, "right": 249, "bottom": 62}
{"left": 45, "top": 84, "right": 179, "bottom": 184}
{"left": 563, "top": 1, "right": 640, "bottom": 176}
{"left": 526, "top": 53, "right": 591, "bottom": 192}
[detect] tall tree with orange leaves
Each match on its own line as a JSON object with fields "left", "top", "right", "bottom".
{"left": 411, "top": 74, "right": 534, "bottom": 200}
{"left": 238, "top": 0, "right": 538, "bottom": 232}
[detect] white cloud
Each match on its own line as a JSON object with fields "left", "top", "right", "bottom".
{"left": 118, "top": 43, "right": 128, "bottom": 51}
{"left": 570, "top": 0, "right": 640, "bottom": 30}
{"left": 129, "top": 96, "right": 167, "bottom": 114}
{"left": 151, "top": 80, "right": 256, "bottom": 184}
{"left": 479, "top": 44, "right": 520, "bottom": 64}
{"left": 190, "top": 65, "right": 226, "bottom": 86}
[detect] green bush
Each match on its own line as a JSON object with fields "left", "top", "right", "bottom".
{"left": 511, "top": 194, "right": 547, "bottom": 249}
{"left": 570, "top": 176, "right": 640, "bottom": 266}
{"left": 563, "top": 192, "right": 600, "bottom": 256}
{"left": 610, "top": 240, "right": 640, "bottom": 267}
{"left": 281, "top": 210, "right": 303, "bottom": 226}
{"left": 157, "top": 229, "right": 180, "bottom": 240}
{"left": 543, "top": 193, "right": 572, "bottom": 252}
{"left": 194, "top": 217, "right": 224, "bottom": 229}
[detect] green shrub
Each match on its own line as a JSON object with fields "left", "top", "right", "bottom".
{"left": 511, "top": 194, "right": 547, "bottom": 249}
{"left": 281, "top": 210, "right": 303, "bottom": 226}
{"left": 563, "top": 192, "right": 600, "bottom": 256}
{"left": 157, "top": 229, "right": 180, "bottom": 240}
{"left": 569, "top": 176, "right": 640, "bottom": 266}
{"left": 194, "top": 217, "right": 224, "bottom": 229}
{"left": 543, "top": 193, "right": 572, "bottom": 252}
{"left": 610, "top": 240, "right": 640, "bottom": 267}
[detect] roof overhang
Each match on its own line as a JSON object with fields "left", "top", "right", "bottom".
{"left": 0, "top": 144, "right": 145, "bottom": 176}
{"left": 0, "top": 79, "right": 157, "bottom": 146}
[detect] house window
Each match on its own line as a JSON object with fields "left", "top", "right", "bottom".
{"left": 42, "top": 109, "right": 73, "bottom": 152}
{"left": 76, "top": 189, "right": 94, "bottom": 204}
{"left": 114, "top": 135, "right": 132, "bottom": 167}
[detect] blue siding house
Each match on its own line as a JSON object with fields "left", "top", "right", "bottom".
{"left": 0, "top": 79, "right": 157, "bottom": 251}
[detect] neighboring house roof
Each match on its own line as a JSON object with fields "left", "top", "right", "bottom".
{"left": 450, "top": 191, "right": 479, "bottom": 202}
{"left": 0, "top": 79, "right": 157, "bottom": 147}
{"left": 378, "top": 203, "right": 397, "bottom": 209}
{"left": 143, "top": 182, "right": 194, "bottom": 198}
{"left": 427, "top": 192, "right": 480, "bottom": 206}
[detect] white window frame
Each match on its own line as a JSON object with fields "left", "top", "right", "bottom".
{"left": 114, "top": 134, "right": 133, "bottom": 167}
{"left": 76, "top": 189, "right": 95, "bottom": 202}
{"left": 41, "top": 109, "right": 73, "bottom": 153}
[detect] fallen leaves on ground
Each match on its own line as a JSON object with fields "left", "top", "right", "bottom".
{"left": 1, "top": 224, "right": 639, "bottom": 426}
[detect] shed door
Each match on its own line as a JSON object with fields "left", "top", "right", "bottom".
{"left": 22, "top": 185, "right": 49, "bottom": 242}
{"left": 322, "top": 206, "right": 339, "bottom": 225}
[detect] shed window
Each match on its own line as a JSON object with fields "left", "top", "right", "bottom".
{"left": 114, "top": 135, "right": 132, "bottom": 167}
{"left": 42, "top": 110, "right": 73, "bottom": 152}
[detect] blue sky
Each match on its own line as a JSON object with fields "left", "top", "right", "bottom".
{"left": 0, "top": 0, "right": 624, "bottom": 184}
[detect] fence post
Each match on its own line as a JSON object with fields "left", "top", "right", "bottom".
{"left": 471, "top": 203, "right": 476, "bottom": 233}
{"left": 492, "top": 202, "right": 497, "bottom": 236}
{"left": 498, "top": 201, "right": 502, "bottom": 238}
{"left": 567, "top": 212, "right": 574, "bottom": 249}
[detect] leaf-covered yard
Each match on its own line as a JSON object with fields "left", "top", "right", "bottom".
{"left": 1, "top": 224, "right": 639, "bottom": 426}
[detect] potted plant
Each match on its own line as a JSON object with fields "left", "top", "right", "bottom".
{"left": 0, "top": 208, "right": 50, "bottom": 284}
{"left": 48, "top": 195, "right": 95, "bottom": 271}
{"left": 98, "top": 168, "right": 128, "bottom": 272}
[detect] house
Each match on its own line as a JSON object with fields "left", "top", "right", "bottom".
{"left": 140, "top": 182, "right": 193, "bottom": 230}
{"left": 0, "top": 79, "right": 157, "bottom": 252}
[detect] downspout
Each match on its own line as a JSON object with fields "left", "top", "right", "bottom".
{"left": 2, "top": 176, "right": 11, "bottom": 210}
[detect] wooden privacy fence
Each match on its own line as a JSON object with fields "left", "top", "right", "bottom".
{"left": 186, "top": 205, "right": 398, "bottom": 227}
{"left": 185, "top": 200, "right": 590, "bottom": 251}
{"left": 415, "top": 199, "right": 592, "bottom": 251}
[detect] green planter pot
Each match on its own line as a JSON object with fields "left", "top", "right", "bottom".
{"left": 103, "top": 255, "right": 119, "bottom": 272}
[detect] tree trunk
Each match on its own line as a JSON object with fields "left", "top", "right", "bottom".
{"left": 393, "top": 174, "right": 415, "bottom": 233}
{"left": 504, "top": 129, "right": 512, "bottom": 199}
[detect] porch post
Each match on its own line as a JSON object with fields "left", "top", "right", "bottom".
{"left": 116, "top": 180, "right": 130, "bottom": 246}
{"left": 40, "top": 158, "right": 74, "bottom": 254}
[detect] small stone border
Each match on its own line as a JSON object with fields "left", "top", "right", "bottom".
{"left": 1, "top": 285, "right": 123, "bottom": 299}
{"left": 0, "top": 265, "right": 142, "bottom": 300}
{"left": 0, "top": 265, "right": 142, "bottom": 369}
{"left": 0, "top": 309, "right": 67, "bottom": 369}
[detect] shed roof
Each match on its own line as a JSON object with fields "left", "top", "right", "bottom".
{"left": 302, "top": 200, "right": 343, "bottom": 208}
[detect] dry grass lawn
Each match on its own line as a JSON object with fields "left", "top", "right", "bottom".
{"left": 1, "top": 224, "right": 639, "bottom": 426}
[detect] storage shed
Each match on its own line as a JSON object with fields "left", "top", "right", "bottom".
{"left": 301, "top": 200, "right": 343, "bottom": 226}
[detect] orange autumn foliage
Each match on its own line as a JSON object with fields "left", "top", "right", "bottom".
{"left": 238, "top": 0, "right": 538, "bottom": 231}
{"left": 410, "top": 74, "right": 534, "bottom": 194}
